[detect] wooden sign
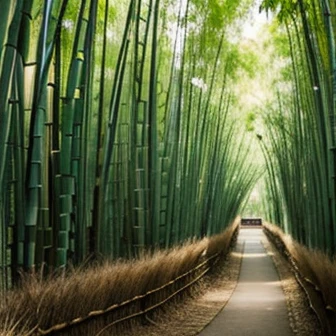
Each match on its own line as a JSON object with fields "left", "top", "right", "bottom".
{"left": 241, "top": 218, "right": 262, "bottom": 226}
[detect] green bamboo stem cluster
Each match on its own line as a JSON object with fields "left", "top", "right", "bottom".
{"left": 260, "top": 0, "right": 336, "bottom": 255}
{"left": 0, "top": 0, "right": 256, "bottom": 290}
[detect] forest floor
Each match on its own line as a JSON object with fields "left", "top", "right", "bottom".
{"left": 123, "top": 228, "right": 321, "bottom": 336}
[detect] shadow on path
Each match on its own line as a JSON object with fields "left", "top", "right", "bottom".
{"left": 198, "top": 228, "right": 293, "bottom": 336}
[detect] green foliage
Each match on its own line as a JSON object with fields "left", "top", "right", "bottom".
{"left": 260, "top": 0, "right": 336, "bottom": 255}
{"left": 245, "top": 111, "right": 256, "bottom": 132}
{"left": 260, "top": 0, "right": 300, "bottom": 22}
{"left": 0, "top": 0, "right": 258, "bottom": 289}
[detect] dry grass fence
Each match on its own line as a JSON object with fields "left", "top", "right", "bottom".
{"left": 263, "top": 222, "right": 336, "bottom": 333}
{"left": 0, "top": 219, "right": 239, "bottom": 336}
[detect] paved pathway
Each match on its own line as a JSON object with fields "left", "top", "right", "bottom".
{"left": 198, "top": 228, "right": 293, "bottom": 336}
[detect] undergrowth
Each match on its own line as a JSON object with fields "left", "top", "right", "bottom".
{"left": 0, "top": 219, "right": 239, "bottom": 336}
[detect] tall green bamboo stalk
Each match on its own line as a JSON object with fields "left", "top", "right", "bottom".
{"left": 0, "top": 0, "right": 257, "bottom": 289}
{"left": 260, "top": 0, "right": 336, "bottom": 254}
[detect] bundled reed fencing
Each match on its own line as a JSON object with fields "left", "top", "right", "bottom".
{"left": 0, "top": 219, "right": 239, "bottom": 336}
{"left": 264, "top": 222, "right": 336, "bottom": 334}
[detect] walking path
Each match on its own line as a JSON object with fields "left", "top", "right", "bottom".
{"left": 198, "top": 228, "right": 293, "bottom": 336}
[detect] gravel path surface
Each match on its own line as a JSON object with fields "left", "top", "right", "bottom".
{"left": 122, "top": 227, "right": 320, "bottom": 336}
{"left": 198, "top": 228, "right": 293, "bottom": 336}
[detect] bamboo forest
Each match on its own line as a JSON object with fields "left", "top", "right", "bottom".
{"left": 0, "top": 0, "right": 336, "bottom": 332}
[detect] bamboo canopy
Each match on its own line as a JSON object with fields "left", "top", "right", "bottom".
{"left": 0, "top": 0, "right": 257, "bottom": 290}
{"left": 260, "top": 0, "right": 336, "bottom": 255}
{"left": 1, "top": 0, "right": 335, "bottom": 292}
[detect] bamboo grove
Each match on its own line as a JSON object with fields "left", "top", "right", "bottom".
{"left": 0, "top": 0, "right": 257, "bottom": 290}
{"left": 260, "top": 0, "right": 336, "bottom": 255}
